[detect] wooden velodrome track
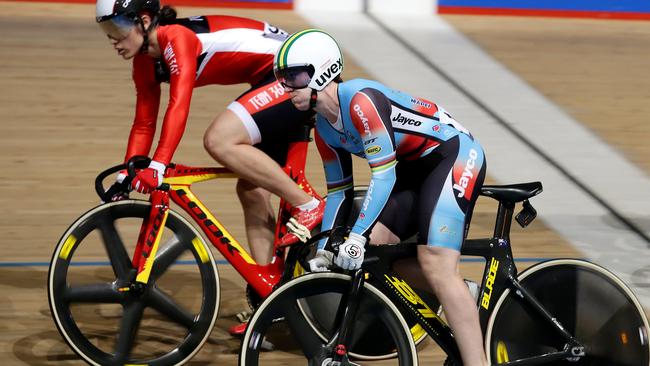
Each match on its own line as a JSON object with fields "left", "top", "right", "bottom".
{"left": 1, "top": 2, "right": 649, "bottom": 364}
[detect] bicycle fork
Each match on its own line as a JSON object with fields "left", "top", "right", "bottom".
{"left": 130, "top": 190, "right": 170, "bottom": 291}
{"left": 315, "top": 270, "right": 365, "bottom": 366}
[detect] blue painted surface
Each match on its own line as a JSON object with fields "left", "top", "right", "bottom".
{"left": 0, "top": 258, "right": 562, "bottom": 267}
{"left": 439, "top": 0, "right": 650, "bottom": 12}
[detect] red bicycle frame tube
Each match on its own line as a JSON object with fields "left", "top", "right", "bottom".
{"left": 132, "top": 190, "right": 170, "bottom": 285}
{"left": 273, "top": 138, "right": 322, "bottom": 249}
{"left": 130, "top": 139, "right": 319, "bottom": 298}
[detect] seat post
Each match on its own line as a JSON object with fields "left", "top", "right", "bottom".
{"left": 493, "top": 201, "right": 515, "bottom": 240}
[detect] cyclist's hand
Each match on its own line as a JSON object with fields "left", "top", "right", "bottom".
{"left": 107, "top": 189, "right": 130, "bottom": 202}
{"left": 131, "top": 161, "right": 165, "bottom": 194}
{"left": 100, "top": 170, "right": 130, "bottom": 203}
{"left": 286, "top": 217, "right": 311, "bottom": 243}
{"left": 334, "top": 233, "right": 366, "bottom": 270}
{"left": 109, "top": 170, "right": 130, "bottom": 201}
{"left": 308, "top": 249, "right": 333, "bottom": 272}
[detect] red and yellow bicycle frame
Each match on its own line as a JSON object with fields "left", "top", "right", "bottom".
{"left": 131, "top": 138, "right": 320, "bottom": 298}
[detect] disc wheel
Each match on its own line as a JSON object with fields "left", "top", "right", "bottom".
{"left": 486, "top": 259, "right": 649, "bottom": 365}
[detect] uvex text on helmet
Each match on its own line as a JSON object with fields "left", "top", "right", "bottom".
{"left": 274, "top": 29, "right": 343, "bottom": 91}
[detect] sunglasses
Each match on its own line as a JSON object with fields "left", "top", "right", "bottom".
{"left": 274, "top": 65, "right": 315, "bottom": 89}
{"left": 98, "top": 13, "right": 137, "bottom": 41}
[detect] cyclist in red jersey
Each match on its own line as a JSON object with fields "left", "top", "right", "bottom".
{"left": 94, "top": 0, "right": 324, "bottom": 267}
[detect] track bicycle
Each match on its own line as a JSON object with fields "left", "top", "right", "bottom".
{"left": 47, "top": 123, "right": 326, "bottom": 365}
{"left": 240, "top": 181, "right": 650, "bottom": 365}
{"left": 47, "top": 124, "right": 427, "bottom": 365}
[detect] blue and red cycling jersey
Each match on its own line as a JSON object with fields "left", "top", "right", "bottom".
{"left": 315, "top": 78, "right": 485, "bottom": 250}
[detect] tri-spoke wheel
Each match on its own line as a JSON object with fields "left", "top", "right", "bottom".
{"left": 48, "top": 200, "right": 219, "bottom": 365}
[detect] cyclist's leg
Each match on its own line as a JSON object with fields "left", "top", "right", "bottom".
{"left": 419, "top": 246, "right": 486, "bottom": 364}
{"left": 417, "top": 135, "right": 487, "bottom": 366}
{"left": 371, "top": 180, "right": 431, "bottom": 289}
{"left": 203, "top": 75, "right": 316, "bottom": 207}
{"left": 203, "top": 107, "right": 310, "bottom": 207}
{"left": 237, "top": 178, "right": 275, "bottom": 265}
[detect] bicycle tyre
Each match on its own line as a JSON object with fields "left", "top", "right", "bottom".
{"left": 239, "top": 272, "right": 418, "bottom": 366}
{"left": 48, "top": 200, "right": 220, "bottom": 365}
{"left": 296, "top": 187, "right": 429, "bottom": 360}
{"left": 486, "top": 259, "right": 649, "bottom": 365}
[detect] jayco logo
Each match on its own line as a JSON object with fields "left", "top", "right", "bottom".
{"left": 314, "top": 58, "right": 343, "bottom": 87}
{"left": 453, "top": 148, "right": 478, "bottom": 198}
{"left": 392, "top": 112, "right": 422, "bottom": 126}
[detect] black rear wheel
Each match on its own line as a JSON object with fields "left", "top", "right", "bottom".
{"left": 486, "top": 259, "right": 649, "bottom": 365}
{"left": 48, "top": 200, "right": 220, "bottom": 365}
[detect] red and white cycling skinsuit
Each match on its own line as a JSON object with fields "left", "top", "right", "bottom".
{"left": 125, "top": 15, "right": 311, "bottom": 166}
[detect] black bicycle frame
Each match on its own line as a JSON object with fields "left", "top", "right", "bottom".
{"left": 328, "top": 196, "right": 585, "bottom": 365}
{"left": 464, "top": 199, "right": 584, "bottom": 365}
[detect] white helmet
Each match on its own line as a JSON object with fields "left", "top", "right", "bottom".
{"left": 95, "top": 0, "right": 159, "bottom": 40}
{"left": 274, "top": 29, "right": 343, "bottom": 91}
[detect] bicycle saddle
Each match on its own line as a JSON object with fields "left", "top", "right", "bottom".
{"left": 480, "top": 182, "right": 543, "bottom": 203}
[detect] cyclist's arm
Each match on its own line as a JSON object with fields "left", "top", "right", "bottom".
{"left": 151, "top": 29, "right": 201, "bottom": 166}
{"left": 348, "top": 89, "right": 397, "bottom": 238}
{"left": 124, "top": 56, "right": 161, "bottom": 162}
{"left": 314, "top": 128, "right": 354, "bottom": 250}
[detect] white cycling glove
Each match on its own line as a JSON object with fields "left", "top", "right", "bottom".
{"left": 308, "top": 249, "right": 334, "bottom": 272}
{"left": 334, "top": 233, "right": 367, "bottom": 270}
{"left": 286, "top": 217, "right": 312, "bottom": 243}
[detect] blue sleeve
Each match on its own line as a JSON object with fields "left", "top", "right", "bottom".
{"left": 347, "top": 88, "right": 397, "bottom": 237}
{"left": 314, "top": 126, "right": 354, "bottom": 250}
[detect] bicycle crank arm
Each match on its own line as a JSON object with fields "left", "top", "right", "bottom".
{"left": 308, "top": 349, "right": 360, "bottom": 366}
{"left": 496, "top": 347, "right": 582, "bottom": 366}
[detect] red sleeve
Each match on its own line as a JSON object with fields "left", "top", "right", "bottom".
{"left": 124, "top": 55, "right": 161, "bottom": 163}
{"left": 151, "top": 26, "right": 201, "bottom": 165}
{"left": 206, "top": 15, "right": 265, "bottom": 31}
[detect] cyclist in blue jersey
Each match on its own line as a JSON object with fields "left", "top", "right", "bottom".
{"left": 274, "top": 30, "right": 488, "bottom": 365}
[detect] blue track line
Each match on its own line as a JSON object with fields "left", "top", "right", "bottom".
{"left": 0, "top": 257, "right": 560, "bottom": 267}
